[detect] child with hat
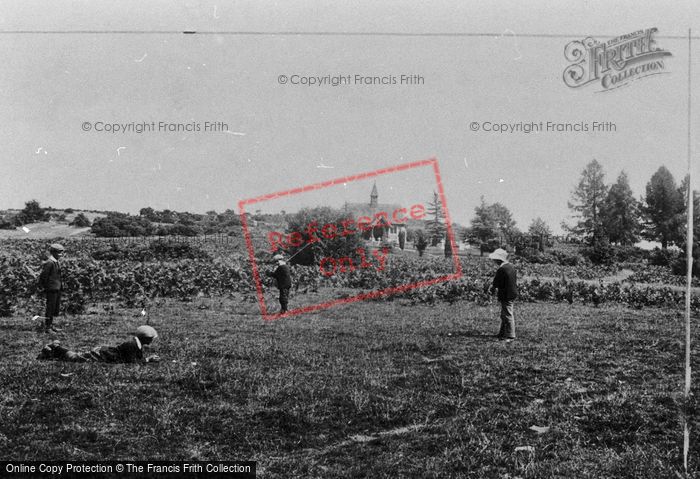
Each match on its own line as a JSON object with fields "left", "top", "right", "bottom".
{"left": 488, "top": 248, "right": 518, "bottom": 341}
{"left": 37, "top": 243, "right": 65, "bottom": 333}
{"left": 266, "top": 254, "right": 292, "bottom": 313}
{"left": 37, "top": 325, "right": 160, "bottom": 363}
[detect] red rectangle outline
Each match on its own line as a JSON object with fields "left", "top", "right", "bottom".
{"left": 238, "top": 157, "right": 463, "bottom": 320}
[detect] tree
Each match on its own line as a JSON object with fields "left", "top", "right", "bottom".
{"left": 139, "top": 207, "right": 156, "bottom": 221}
{"left": 19, "top": 199, "right": 46, "bottom": 224}
{"left": 284, "top": 207, "right": 363, "bottom": 265}
{"left": 528, "top": 217, "right": 552, "bottom": 252}
{"left": 643, "top": 166, "right": 684, "bottom": 249}
{"left": 70, "top": 212, "right": 91, "bottom": 227}
{"left": 564, "top": 159, "right": 608, "bottom": 244}
{"left": 414, "top": 229, "right": 428, "bottom": 257}
{"left": 468, "top": 197, "right": 518, "bottom": 247}
{"left": 444, "top": 232, "right": 453, "bottom": 258}
{"left": 468, "top": 197, "right": 497, "bottom": 245}
{"left": 398, "top": 226, "right": 406, "bottom": 250}
{"left": 528, "top": 217, "right": 551, "bottom": 237}
{"left": 601, "top": 171, "right": 640, "bottom": 245}
{"left": 673, "top": 177, "right": 700, "bottom": 277}
{"left": 426, "top": 191, "right": 445, "bottom": 246}
{"left": 490, "top": 202, "right": 517, "bottom": 245}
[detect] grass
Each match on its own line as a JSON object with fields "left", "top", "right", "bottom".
{"left": 1, "top": 293, "right": 699, "bottom": 478}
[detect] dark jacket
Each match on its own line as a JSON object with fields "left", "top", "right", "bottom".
{"left": 85, "top": 337, "right": 145, "bottom": 363}
{"left": 38, "top": 258, "right": 62, "bottom": 292}
{"left": 267, "top": 263, "right": 292, "bottom": 289}
{"left": 492, "top": 262, "right": 518, "bottom": 302}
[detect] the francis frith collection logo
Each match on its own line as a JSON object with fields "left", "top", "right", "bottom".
{"left": 563, "top": 28, "right": 672, "bottom": 91}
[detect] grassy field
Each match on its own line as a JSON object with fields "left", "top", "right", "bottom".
{"left": 1, "top": 292, "right": 699, "bottom": 478}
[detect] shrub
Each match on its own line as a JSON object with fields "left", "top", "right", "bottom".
{"left": 91, "top": 241, "right": 210, "bottom": 261}
{"left": 91, "top": 213, "right": 155, "bottom": 237}
{"left": 414, "top": 230, "right": 428, "bottom": 257}
{"left": 581, "top": 236, "right": 615, "bottom": 265}
{"left": 610, "top": 245, "right": 648, "bottom": 263}
{"left": 650, "top": 248, "right": 679, "bottom": 267}
{"left": 19, "top": 200, "right": 47, "bottom": 224}
{"left": 0, "top": 215, "right": 15, "bottom": 230}
{"left": 283, "top": 207, "right": 364, "bottom": 266}
{"left": 70, "top": 213, "right": 91, "bottom": 227}
{"left": 670, "top": 249, "right": 700, "bottom": 278}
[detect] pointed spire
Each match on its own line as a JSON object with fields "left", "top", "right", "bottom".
{"left": 370, "top": 181, "right": 378, "bottom": 208}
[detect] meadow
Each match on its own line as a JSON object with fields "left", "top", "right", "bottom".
{"left": 1, "top": 235, "right": 700, "bottom": 477}
{"left": 1, "top": 296, "right": 698, "bottom": 478}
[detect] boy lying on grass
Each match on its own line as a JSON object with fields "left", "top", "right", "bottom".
{"left": 37, "top": 325, "right": 160, "bottom": 363}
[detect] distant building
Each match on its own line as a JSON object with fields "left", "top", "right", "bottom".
{"left": 343, "top": 182, "right": 421, "bottom": 243}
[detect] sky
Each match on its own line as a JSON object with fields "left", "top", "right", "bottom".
{"left": 1, "top": 1, "right": 699, "bottom": 233}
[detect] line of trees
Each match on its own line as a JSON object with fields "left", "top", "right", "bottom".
{"left": 91, "top": 208, "right": 243, "bottom": 237}
{"left": 563, "top": 159, "right": 696, "bottom": 250}
{"left": 464, "top": 197, "right": 553, "bottom": 256}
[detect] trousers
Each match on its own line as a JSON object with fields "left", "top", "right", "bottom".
{"left": 45, "top": 291, "right": 61, "bottom": 326}
{"left": 279, "top": 288, "right": 290, "bottom": 312}
{"left": 498, "top": 300, "right": 515, "bottom": 339}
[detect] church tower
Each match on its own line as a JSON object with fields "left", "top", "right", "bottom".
{"left": 370, "top": 182, "right": 378, "bottom": 209}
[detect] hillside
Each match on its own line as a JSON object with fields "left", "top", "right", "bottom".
{"left": 0, "top": 210, "right": 105, "bottom": 239}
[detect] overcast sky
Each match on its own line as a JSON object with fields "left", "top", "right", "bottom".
{"left": 1, "top": 1, "right": 699, "bottom": 233}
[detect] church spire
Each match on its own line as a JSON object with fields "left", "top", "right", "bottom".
{"left": 370, "top": 182, "right": 378, "bottom": 209}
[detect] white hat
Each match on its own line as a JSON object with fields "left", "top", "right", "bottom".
{"left": 135, "top": 325, "right": 158, "bottom": 342}
{"left": 49, "top": 243, "right": 65, "bottom": 252}
{"left": 488, "top": 248, "right": 508, "bottom": 262}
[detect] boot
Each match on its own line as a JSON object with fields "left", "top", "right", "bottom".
{"left": 44, "top": 317, "right": 62, "bottom": 333}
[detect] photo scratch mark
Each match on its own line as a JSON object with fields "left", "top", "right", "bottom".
{"left": 224, "top": 130, "right": 246, "bottom": 136}
{"left": 135, "top": 53, "right": 147, "bottom": 63}
{"left": 213, "top": 5, "right": 220, "bottom": 19}
{"left": 498, "top": 29, "right": 523, "bottom": 61}
{"left": 116, "top": 147, "right": 126, "bottom": 156}
{"left": 317, "top": 163, "right": 334, "bottom": 169}
{"left": 35, "top": 147, "right": 47, "bottom": 155}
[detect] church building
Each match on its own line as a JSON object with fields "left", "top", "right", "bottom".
{"left": 343, "top": 182, "right": 406, "bottom": 243}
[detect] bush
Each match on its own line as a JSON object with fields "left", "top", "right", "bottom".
{"left": 650, "top": 248, "right": 678, "bottom": 267}
{"left": 70, "top": 213, "right": 91, "bottom": 227}
{"left": 515, "top": 247, "right": 586, "bottom": 267}
{"left": 414, "top": 230, "right": 428, "bottom": 257}
{"left": 610, "top": 245, "right": 648, "bottom": 263}
{"left": 0, "top": 215, "right": 15, "bottom": 230}
{"left": 670, "top": 247, "right": 700, "bottom": 278}
{"left": 581, "top": 236, "right": 615, "bottom": 265}
{"left": 168, "top": 223, "right": 201, "bottom": 236}
{"left": 18, "top": 200, "right": 47, "bottom": 224}
{"left": 92, "top": 213, "right": 155, "bottom": 237}
{"left": 91, "top": 241, "right": 210, "bottom": 262}
{"left": 283, "top": 207, "right": 364, "bottom": 266}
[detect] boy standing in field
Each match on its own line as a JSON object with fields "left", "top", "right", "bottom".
{"left": 37, "top": 325, "right": 160, "bottom": 363}
{"left": 488, "top": 248, "right": 518, "bottom": 342}
{"left": 267, "top": 254, "right": 292, "bottom": 313}
{"left": 37, "top": 243, "right": 65, "bottom": 333}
